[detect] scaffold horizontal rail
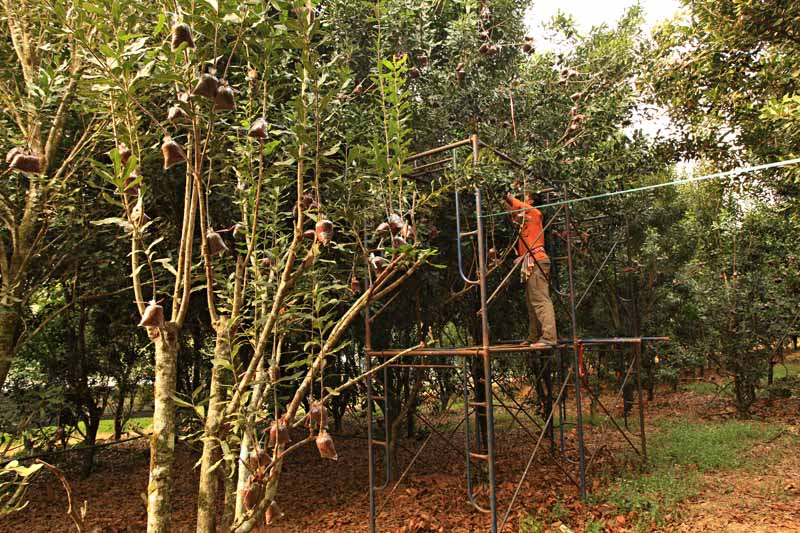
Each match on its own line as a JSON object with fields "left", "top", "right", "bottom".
{"left": 366, "top": 337, "right": 669, "bottom": 358}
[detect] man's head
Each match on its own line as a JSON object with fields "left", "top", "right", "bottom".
{"left": 524, "top": 191, "right": 544, "bottom": 207}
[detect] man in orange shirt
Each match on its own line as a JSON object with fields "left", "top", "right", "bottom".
{"left": 504, "top": 191, "right": 557, "bottom": 346}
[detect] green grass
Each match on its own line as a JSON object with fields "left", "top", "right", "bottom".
{"left": 770, "top": 362, "right": 800, "bottom": 381}
{"left": 601, "top": 469, "right": 701, "bottom": 529}
{"left": 597, "top": 418, "right": 785, "bottom": 529}
{"left": 518, "top": 515, "right": 546, "bottom": 533}
{"left": 650, "top": 419, "right": 781, "bottom": 471}
{"left": 3, "top": 416, "right": 152, "bottom": 446}
{"left": 81, "top": 416, "right": 152, "bottom": 436}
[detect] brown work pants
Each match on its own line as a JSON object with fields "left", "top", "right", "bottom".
{"left": 525, "top": 258, "right": 557, "bottom": 343}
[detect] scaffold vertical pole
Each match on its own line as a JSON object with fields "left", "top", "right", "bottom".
{"left": 564, "top": 185, "right": 587, "bottom": 499}
{"left": 635, "top": 341, "right": 647, "bottom": 463}
{"left": 365, "top": 272, "right": 377, "bottom": 533}
{"left": 473, "top": 134, "right": 498, "bottom": 533}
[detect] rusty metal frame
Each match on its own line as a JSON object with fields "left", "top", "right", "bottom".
{"left": 361, "top": 135, "right": 668, "bottom": 532}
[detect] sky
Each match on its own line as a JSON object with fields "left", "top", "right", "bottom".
{"left": 525, "top": 0, "right": 683, "bottom": 50}
{"left": 524, "top": 0, "right": 684, "bottom": 138}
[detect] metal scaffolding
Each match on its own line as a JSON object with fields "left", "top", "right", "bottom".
{"left": 362, "top": 135, "right": 668, "bottom": 532}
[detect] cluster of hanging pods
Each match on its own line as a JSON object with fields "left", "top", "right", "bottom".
{"left": 369, "top": 212, "right": 417, "bottom": 276}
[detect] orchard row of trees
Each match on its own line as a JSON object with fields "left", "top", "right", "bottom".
{"left": 1, "top": 0, "right": 798, "bottom": 531}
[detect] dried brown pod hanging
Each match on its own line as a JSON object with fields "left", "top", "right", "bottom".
{"left": 265, "top": 501, "right": 284, "bottom": 526}
{"left": 130, "top": 196, "right": 149, "bottom": 228}
{"left": 369, "top": 253, "right": 388, "bottom": 273}
{"left": 478, "top": 42, "right": 491, "bottom": 55}
{"left": 138, "top": 300, "right": 165, "bottom": 328}
{"left": 161, "top": 136, "right": 186, "bottom": 170}
{"left": 255, "top": 448, "right": 272, "bottom": 470}
{"left": 374, "top": 222, "right": 391, "bottom": 238}
{"left": 408, "top": 67, "right": 421, "bottom": 79}
{"left": 315, "top": 430, "right": 338, "bottom": 460}
{"left": 206, "top": 228, "right": 228, "bottom": 256}
{"left": 350, "top": 277, "right": 361, "bottom": 293}
{"left": 246, "top": 447, "right": 271, "bottom": 473}
{"left": 243, "top": 476, "right": 264, "bottom": 511}
{"left": 248, "top": 118, "right": 268, "bottom": 140}
{"left": 9, "top": 152, "right": 44, "bottom": 174}
{"left": 455, "top": 62, "right": 466, "bottom": 82}
{"left": 305, "top": 400, "right": 328, "bottom": 430}
{"left": 522, "top": 36, "right": 535, "bottom": 54}
{"left": 118, "top": 144, "right": 132, "bottom": 166}
{"left": 303, "top": 228, "right": 316, "bottom": 240}
{"left": 268, "top": 415, "right": 291, "bottom": 447}
{"left": 300, "top": 192, "right": 315, "bottom": 210}
{"left": 123, "top": 171, "right": 140, "bottom": 197}
{"left": 6, "top": 148, "right": 44, "bottom": 174}
{"left": 417, "top": 55, "right": 428, "bottom": 67}
{"left": 192, "top": 72, "right": 219, "bottom": 100}
{"left": 171, "top": 22, "right": 195, "bottom": 51}
{"left": 167, "top": 105, "right": 188, "bottom": 122}
{"left": 400, "top": 222, "right": 416, "bottom": 242}
{"left": 559, "top": 68, "right": 579, "bottom": 85}
{"left": 214, "top": 80, "right": 235, "bottom": 111}
{"left": 232, "top": 222, "right": 247, "bottom": 245}
{"left": 315, "top": 219, "right": 333, "bottom": 245}
{"left": 387, "top": 213, "right": 403, "bottom": 233}
{"left": 5, "top": 147, "right": 22, "bottom": 164}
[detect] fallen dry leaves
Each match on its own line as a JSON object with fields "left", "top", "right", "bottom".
{"left": 2, "top": 378, "right": 798, "bottom": 533}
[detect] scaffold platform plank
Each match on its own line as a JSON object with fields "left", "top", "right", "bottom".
{"left": 366, "top": 337, "right": 669, "bottom": 357}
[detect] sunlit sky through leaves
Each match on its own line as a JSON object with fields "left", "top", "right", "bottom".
{"left": 525, "top": 0, "right": 684, "bottom": 139}
{"left": 525, "top": 0, "right": 682, "bottom": 48}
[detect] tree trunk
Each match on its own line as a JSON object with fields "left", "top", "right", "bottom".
{"left": 0, "top": 309, "right": 19, "bottom": 388}
{"left": 81, "top": 403, "right": 102, "bottom": 478}
{"left": 220, "top": 462, "right": 237, "bottom": 532}
{"left": 114, "top": 376, "right": 129, "bottom": 440}
{"left": 235, "top": 354, "right": 267, "bottom": 522}
{"left": 147, "top": 323, "right": 180, "bottom": 533}
{"left": 196, "top": 317, "right": 230, "bottom": 533}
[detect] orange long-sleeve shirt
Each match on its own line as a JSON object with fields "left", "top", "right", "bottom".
{"left": 506, "top": 195, "right": 548, "bottom": 261}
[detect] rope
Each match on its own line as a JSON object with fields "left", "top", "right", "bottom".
{"left": 481, "top": 157, "right": 800, "bottom": 219}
